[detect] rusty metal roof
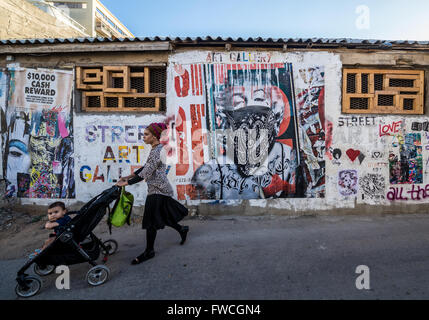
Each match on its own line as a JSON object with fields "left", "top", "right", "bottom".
{"left": 1, "top": 36, "right": 429, "bottom": 49}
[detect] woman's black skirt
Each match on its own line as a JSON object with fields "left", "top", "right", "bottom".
{"left": 142, "top": 194, "right": 188, "bottom": 230}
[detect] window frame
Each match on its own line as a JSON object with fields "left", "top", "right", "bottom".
{"left": 342, "top": 68, "right": 424, "bottom": 115}
{"left": 76, "top": 65, "right": 166, "bottom": 113}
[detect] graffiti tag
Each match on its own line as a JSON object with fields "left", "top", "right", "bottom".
{"left": 411, "top": 122, "right": 429, "bottom": 132}
{"left": 338, "top": 116, "right": 376, "bottom": 127}
{"left": 379, "top": 121, "right": 402, "bottom": 137}
{"left": 387, "top": 184, "right": 429, "bottom": 201}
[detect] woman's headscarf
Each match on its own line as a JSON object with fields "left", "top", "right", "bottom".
{"left": 147, "top": 122, "right": 167, "bottom": 140}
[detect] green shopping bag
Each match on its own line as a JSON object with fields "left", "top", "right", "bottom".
{"left": 108, "top": 186, "right": 134, "bottom": 234}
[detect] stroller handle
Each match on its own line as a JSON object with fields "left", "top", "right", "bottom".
{"left": 97, "top": 185, "right": 121, "bottom": 198}
{"left": 78, "top": 186, "right": 121, "bottom": 213}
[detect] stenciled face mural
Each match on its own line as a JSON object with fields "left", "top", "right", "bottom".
{"left": 338, "top": 169, "right": 358, "bottom": 196}
{"left": 1, "top": 68, "right": 75, "bottom": 198}
{"left": 169, "top": 55, "right": 326, "bottom": 200}
{"left": 192, "top": 63, "right": 298, "bottom": 200}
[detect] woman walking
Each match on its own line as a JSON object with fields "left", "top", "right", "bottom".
{"left": 116, "top": 122, "right": 189, "bottom": 264}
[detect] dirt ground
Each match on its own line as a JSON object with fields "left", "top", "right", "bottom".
{"left": 0, "top": 207, "right": 45, "bottom": 259}
{"left": 0, "top": 206, "right": 140, "bottom": 260}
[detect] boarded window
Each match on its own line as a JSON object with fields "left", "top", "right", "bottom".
{"left": 342, "top": 68, "right": 424, "bottom": 114}
{"left": 76, "top": 66, "right": 166, "bottom": 112}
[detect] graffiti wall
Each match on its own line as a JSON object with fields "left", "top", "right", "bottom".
{"left": 1, "top": 68, "right": 75, "bottom": 198}
{"left": 168, "top": 51, "right": 326, "bottom": 200}
{"left": 4, "top": 50, "right": 429, "bottom": 213}
{"left": 73, "top": 114, "right": 172, "bottom": 204}
{"left": 166, "top": 51, "right": 429, "bottom": 210}
{"left": 327, "top": 115, "right": 429, "bottom": 206}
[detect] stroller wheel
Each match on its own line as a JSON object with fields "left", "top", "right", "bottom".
{"left": 102, "top": 239, "right": 118, "bottom": 255}
{"left": 34, "top": 264, "right": 55, "bottom": 276}
{"left": 15, "top": 276, "right": 42, "bottom": 298}
{"left": 86, "top": 265, "right": 110, "bottom": 286}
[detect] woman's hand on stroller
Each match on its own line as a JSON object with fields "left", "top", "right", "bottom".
{"left": 115, "top": 178, "right": 128, "bottom": 187}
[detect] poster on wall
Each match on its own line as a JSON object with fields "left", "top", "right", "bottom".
{"left": 169, "top": 55, "right": 325, "bottom": 200}
{"left": 2, "top": 68, "right": 75, "bottom": 198}
{"left": 293, "top": 66, "right": 325, "bottom": 198}
{"left": 0, "top": 70, "right": 9, "bottom": 179}
{"left": 389, "top": 133, "right": 423, "bottom": 184}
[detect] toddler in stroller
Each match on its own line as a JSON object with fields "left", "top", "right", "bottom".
{"left": 28, "top": 201, "right": 77, "bottom": 259}
{"left": 15, "top": 186, "right": 122, "bottom": 298}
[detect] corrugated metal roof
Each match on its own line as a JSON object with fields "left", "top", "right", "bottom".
{"left": 1, "top": 36, "right": 429, "bottom": 47}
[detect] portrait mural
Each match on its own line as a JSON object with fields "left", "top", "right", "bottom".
{"left": 169, "top": 54, "right": 325, "bottom": 200}
{"left": 1, "top": 68, "right": 75, "bottom": 198}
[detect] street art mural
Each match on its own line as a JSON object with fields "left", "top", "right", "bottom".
{"left": 193, "top": 63, "right": 299, "bottom": 200}
{"left": 4, "top": 51, "right": 429, "bottom": 210}
{"left": 295, "top": 67, "right": 325, "bottom": 197}
{"left": 169, "top": 57, "right": 326, "bottom": 200}
{"left": 359, "top": 173, "right": 385, "bottom": 200}
{"left": 80, "top": 124, "right": 147, "bottom": 183}
{"left": 328, "top": 114, "right": 429, "bottom": 204}
{"left": 1, "top": 68, "right": 75, "bottom": 198}
{"left": 389, "top": 133, "right": 423, "bottom": 185}
{"left": 338, "top": 169, "right": 358, "bottom": 197}
{"left": 76, "top": 120, "right": 176, "bottom": 205}
{"left": 332, "top": 148, "right": 342, "bottom": 166}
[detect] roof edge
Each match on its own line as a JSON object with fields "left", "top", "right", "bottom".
{"left": 1, "top": 37, "right": 429, "bottom": 54}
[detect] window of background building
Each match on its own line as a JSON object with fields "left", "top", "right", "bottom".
{"left": 53, "top": 2, "right": 87, "bottom": 9}
{"left": 95, "top": 8, "right": 126, "bottom": 36}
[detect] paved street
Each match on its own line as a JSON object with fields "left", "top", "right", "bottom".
{"left": 2, "top": 213, "right": 429, "bottom": 300}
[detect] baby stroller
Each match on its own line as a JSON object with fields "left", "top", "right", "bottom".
{"left": 15, "top": 186, "right": 121, "bottom": 298}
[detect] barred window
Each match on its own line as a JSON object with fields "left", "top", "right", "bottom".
{"left": 342, "top": 68, "right": 424, "bottom": 114}
{"left": 76, "top": 66, "right": 166, "bottom": 112}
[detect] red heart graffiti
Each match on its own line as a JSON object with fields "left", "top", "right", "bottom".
{"left": 346, "top": 149, "right": 361, "bottom": 162}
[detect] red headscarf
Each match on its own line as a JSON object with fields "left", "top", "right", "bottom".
{"left": 147, "top": 122, "right": 167, "bottom": 140}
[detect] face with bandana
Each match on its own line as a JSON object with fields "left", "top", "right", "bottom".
{"left": 215, "top": 83, "right": 286, "bottom": 177}
{"left": 191, "top": 66, "right": 297, "bottom": 199}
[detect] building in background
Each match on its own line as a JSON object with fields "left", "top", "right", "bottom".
{"left": 0, "top": 0, "right": 88, "bottom": 40}
{"left": 29, "top": 0, "right": 88, "bottom": 36}
{"left": 42, "top": 0, "right": 134, "bottom": 38}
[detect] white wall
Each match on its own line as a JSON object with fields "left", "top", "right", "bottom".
{"left": 13, "top": 50, "right": 429, "bottom": 213}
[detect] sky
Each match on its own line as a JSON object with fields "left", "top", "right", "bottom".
{"left": 101, "top": 0, "right": 429, "bottom": 41}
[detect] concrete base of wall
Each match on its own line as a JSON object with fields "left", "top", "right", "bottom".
{"left": 192, "top": 201, "right": 429, "bottom": 217}
{"left": 3, "top": 200, "right": 428, "bottom": 218}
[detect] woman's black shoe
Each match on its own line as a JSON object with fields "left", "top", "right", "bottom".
{"left": 131, "top": 250, "right": 155, "bottom": 265}
{"left": 180, "top": 226, "right": 189, "bottom": 245}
